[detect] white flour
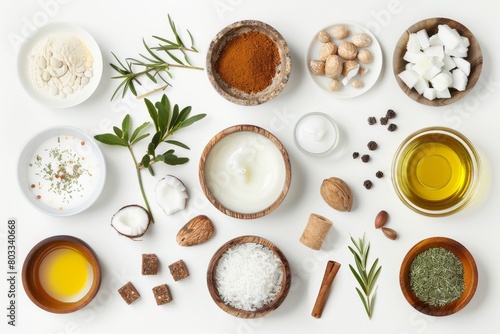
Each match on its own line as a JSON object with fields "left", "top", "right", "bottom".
{"left": 29, "top": 33, "right": 94, "bottom": 98}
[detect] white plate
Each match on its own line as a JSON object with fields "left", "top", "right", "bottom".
{"left": 17, "top": 23, "right": 103, "bottom": 108}
{"left": 306, "top": 22, "right": 383, "bottom": 98}
{"left": 17, "top": 126, "right": 106, "bottom": 216}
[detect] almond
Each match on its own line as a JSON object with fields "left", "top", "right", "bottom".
{"left": 176, "top": 215, "right": 215, "bottom": 246}
{"left": 374, "top": 210, "right": 388, "bottom": 229}
{"left": 382, "top": 227, "right": 397, "bottom": 240}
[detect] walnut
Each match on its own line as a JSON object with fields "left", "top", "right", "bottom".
{"left": 324, "top": 55, "right": 343, "bottom": 78}
{"left": 320, "top": 177, "right": 353, "bottom": 212}
{"left": 319, "top": 42, "right": 338, "bottom": 61}
{"left": 309, "top": 60, "right": 325, "bottom": 75}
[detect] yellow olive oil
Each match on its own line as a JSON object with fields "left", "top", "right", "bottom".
{"left": 397, "top": 132, "right": 473, "bottom": 212}
{"left": 39, "top": 247, "right": 91, "bottom": 302}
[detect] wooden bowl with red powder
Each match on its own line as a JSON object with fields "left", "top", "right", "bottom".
{"left": 206, "top": 20, "right": 292, "bottom": 106}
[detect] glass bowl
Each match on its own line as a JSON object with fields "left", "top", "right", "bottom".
{"left": 293, "top": 112, "right": 339, "bottom": 157}
{"left": 392, "top": 127, "right": 480, "bottom": 216}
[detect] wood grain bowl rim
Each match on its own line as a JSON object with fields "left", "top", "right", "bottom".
{"left": 206, "top": 235, "right": 292, "bottom": 318}
{"left": 393, "top": 17, "right": 483, "bottom": 107}
{"left": 399, "top": 236, "right": 478, "bottom": 316}
{"left": 22, "top": 235, "right": 101, "bottom": 314}
{"left": 206, "top": 20, "right": 292, "bottom": 106}
{"left": 199, "top": 124, "right": 292, "bottom": 219}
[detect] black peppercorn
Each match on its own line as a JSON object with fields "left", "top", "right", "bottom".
{"left": 380, "top": 116, "right": 388, "bottom": 125}
{"left": 376, "top": 171, "right": 384, "bottom": 178}
{"left": 386, "top": 109, "right": 396, "bottom": 119}
{"left": 367, "top": 117, "right": 377, "bottom": 125}
{"left": 367, "top": 141, "right": 378, "bottom": 151}
{"left": 361, "top": 154, "right": 370, "bottom": 163}
{"left": 352, "top": 152, "right": 360, "bottom": 159}
{"left": 363, "top": 180, "right": 373, "bottom": 189}
{"left": 388, "top": 123, "right": 398, "bottom": 132}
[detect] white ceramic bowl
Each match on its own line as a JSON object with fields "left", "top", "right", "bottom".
{"left": 17, "top": 22, "right": 103, "bottom": 108}
{"left": 17, "top": 126, "right": 106, "bottom": 216}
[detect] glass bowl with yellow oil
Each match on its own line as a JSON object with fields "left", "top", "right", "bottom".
{"left": 392, "top": 127, "right": 480, "bottom": 217}
{"left": 22, "top": 235, "right": 101, "bottom": 313}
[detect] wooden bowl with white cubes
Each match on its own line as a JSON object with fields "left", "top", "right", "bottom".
{"left": 393, "top": 17, "right": 483, "bottom": 107}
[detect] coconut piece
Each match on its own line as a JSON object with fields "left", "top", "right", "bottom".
{"left": 452, "top": 68, "right": 468, "bottom": 91}
{"left": 111, "top": 204, "right": 152, "bottom": 239}
{"left": 155, "top": 175, "right": 188, "bottom": 215}
{"left": 416, "top": 29, "right": 431, "bottom": 49}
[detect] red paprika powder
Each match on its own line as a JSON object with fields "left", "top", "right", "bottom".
{"left": 215, "top": 31, "right": 280, "bottom": 94}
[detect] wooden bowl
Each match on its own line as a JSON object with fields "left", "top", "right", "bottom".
{"left": 199, "top": 125, "right": 291, "bottom": 219}
{"left": 393, "top": 17, "right": 483, "bottom": 106}
{"left": 22, "top": 235, "right": 101, "bottom": 313}
{"left": 206, "top": 20, "right": 292, "bottom": 106}
{"left": 206, "top": 235, "right": 292, "bottom": 318}
{"left": 400, "top": 237, "right": 478, "bottom": 316}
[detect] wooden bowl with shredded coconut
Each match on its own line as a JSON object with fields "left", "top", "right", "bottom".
{"left": 207, "top": 235, "right": 292, "bottom": 318}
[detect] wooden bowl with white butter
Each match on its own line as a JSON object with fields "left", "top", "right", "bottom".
{"left": 206, "top": 235, "right": 292, "bottom": 318}
{"left": 393, "top": 17, "right": 483, "bottom": 106}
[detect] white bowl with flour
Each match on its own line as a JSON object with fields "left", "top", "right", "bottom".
{"left": 17, "top": 22, "right": 103, "bottom": 108}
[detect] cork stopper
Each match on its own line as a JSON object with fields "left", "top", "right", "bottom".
{"left": 299, "top": 213, "right": 333, "bottom": 250}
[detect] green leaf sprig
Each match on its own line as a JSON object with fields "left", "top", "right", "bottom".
{"left": 110, "top": 14, "right": 203, "bottom": 101}
{"left": 348, "top": 234, "right": 382, "bottom": 319}
{"left": 94, "top": 94, "right": 206, "bottom": 223}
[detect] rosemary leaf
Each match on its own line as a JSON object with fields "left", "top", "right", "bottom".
{"left": 349, "top": 234, "right": 381, "bottom": 319}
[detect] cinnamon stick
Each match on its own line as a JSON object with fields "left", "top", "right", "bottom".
{"left": 311, "top": 260, "right": 341, "bottom": 318}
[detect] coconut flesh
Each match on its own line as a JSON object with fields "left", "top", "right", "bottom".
{"left": 155, "top": 175, "right": 188, "bottom": 215}
{"left": 111, "top": 204, "right": 151, "bottom": 239}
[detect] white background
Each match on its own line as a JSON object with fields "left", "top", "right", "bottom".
{"left": 1, "top": 0, "right": 498, "bottom": 333}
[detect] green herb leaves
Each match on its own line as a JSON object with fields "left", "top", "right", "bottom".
{"left": 348, "top": 234, "right": 381, "bottom": 319}
{"left": 94, "top": 94, "right": 206, "bottom": 224}
{"left": 110, "top": 14, "right": 203, "bottom": 101}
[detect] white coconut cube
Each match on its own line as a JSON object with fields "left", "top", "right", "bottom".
{"left": 429, "top": 34, "right": 444, "bottom": 46}
{"left": 404, "top": 51, "right": 427, "bottom": 64}
{"left": 423, "top": 87, "right": 437, "bottom": 100}
{"left": 452, "top": 68, "right": 468, "bottom": 91}
{"left": 430, "top": 71, "right": 453, "bottom": 91}
{"left": 436, "top": 87, "right": 451, "bottom": 98}
{"left": 422, "top": 63, "right": 442, "bottom": 81}
{"left": 446, "top": 45, "right": 468, "bottom": 58}
{"left": 398, "top": 69, "right": 420, "bottom": 89}
{"left": 443, "top": 55, "right": 457, "bottom": 71}
{"left": 461, "top": 36, "right": 470, "bottom": 48}
{"left": 407, "top": 33, "right": 421, "bottom": 52}
{"left": 414, "top": 77, "right": 429, "bottom": 95}
{"left": 424, "top": 45, "right": 445, "bottom": 60}
{"left": 453, "top": 57, "right": 471, "bottom": 76}
{"left": 438, "top": 24, "right": 463, "bottom": 50}
{"left": 412, "top": 57, "right": 435, "bottom": 76}
{"left": 416, "top": 29, "right": 431, "bottom": 49}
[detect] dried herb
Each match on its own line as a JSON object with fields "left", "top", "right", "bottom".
{"left": 348, "top": 234, "right": 381, "bottom": 319}
{"left": 94, "top": 94, "right": 206, "bottom": 223}
{"left": 410, "top": 247, "right": 464, "bottom": 306}
{"left": 110, "top": 14, "right": 203, "bottom": 100}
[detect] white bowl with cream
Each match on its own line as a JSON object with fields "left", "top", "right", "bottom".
{"left": 199, "top": 125, "right": 291, "bottom": 219}
{"left": 17, "top": 126, "right": 106, "bottom": 216}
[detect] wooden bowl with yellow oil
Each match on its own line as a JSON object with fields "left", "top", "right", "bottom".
{"left": 22, "top": 235, "right": 101, "bottom": 313}
{"left": 400, "top": 237, "right": 478, "bottom": 316}
{"left": 391, "top": 127, "right": 480, "bottom": 216}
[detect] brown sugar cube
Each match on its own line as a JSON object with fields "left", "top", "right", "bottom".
{"left": 118, "top": 281, "right": 140, "bottom": 305}
{"left": 152, "top": 284, "right": 173, "bottom": 305}
{"left": 142, "top": 253, "right": 159, "bottom": 275}
{"left": 168, "top": 260, "right": 189, "bottom": 281}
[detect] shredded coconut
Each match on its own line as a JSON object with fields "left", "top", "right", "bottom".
{"left": 215, "top": 242, "right": 283, "bottom": 311}
{"left": 28, "top": 33, "right": 94, "bottom": 98}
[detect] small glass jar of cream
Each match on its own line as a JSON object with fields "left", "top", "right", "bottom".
{"left": 294, "top": 112, "right": 339, "bottom": 157}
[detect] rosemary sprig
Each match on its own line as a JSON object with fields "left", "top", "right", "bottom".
{"left": 94, "top": 94, "right": 206, "bottom": 224}
{"left": 348, "top": 234, "right": 381, "bottom": 319}
{"left": 110, "top": 14, "right": 203, "bottom": 101}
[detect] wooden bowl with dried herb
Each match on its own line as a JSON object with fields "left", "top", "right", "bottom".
{"left": 206, "top": 20, "right": 292, "bottom": 106}
{"left": 399, "top": 237, "right": 478, "bottom": 316}
{"left": 206, "top": 235, "right": 292, "bottom": 318}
